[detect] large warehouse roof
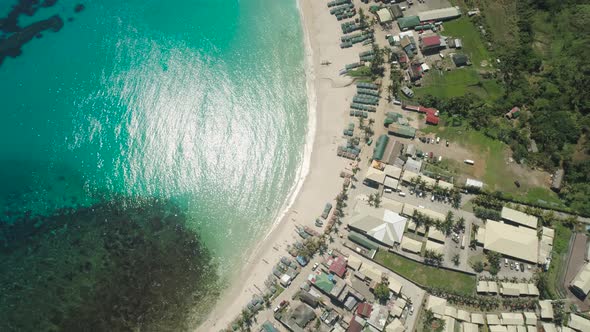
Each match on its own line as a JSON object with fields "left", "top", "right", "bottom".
{"left": 418, "top": 6, "right": 461, "bottom": 22}
{"left": 501, "top": 207, "right": 538, "bottom": 229}
{"left": 484, "top": 221, "right": 539, "bottom": 263}
{"left": 571, "top": 263, "right": 590, "bottom": 296}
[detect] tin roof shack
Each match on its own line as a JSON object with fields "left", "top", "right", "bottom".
{"left": 419, "top": 35, "right": 444, "bottom": 54}
{"left": 505, "top": 106, "right": 521, "bottom": 119}
{"left": 377, "top": 8, "right": 393, "bottom": 24}
{"left": 452, "top": 53, "right": 469, "bottom": 67}
{"left": 551, "top": 169, "right": 564, "bottom": 192}
{"left": 408, "top": 64, "right": 422, "bottom": 82}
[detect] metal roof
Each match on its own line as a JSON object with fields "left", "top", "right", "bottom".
{"left": 501, "top": 207, "right": 538, "bottom": 229}
{"left": 418, "top": 6, "right": 461, "bottom": 22}
{"left": 483, "top": 221, "right": 539, "bottom": 263}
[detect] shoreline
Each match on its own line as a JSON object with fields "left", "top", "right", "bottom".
{"left": 196, "top": 0, "right": 357, "bottom": 329}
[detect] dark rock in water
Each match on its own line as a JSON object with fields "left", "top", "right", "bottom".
{"left": 74, "top": 4, "right": 85, "bottom": 13}
{"left": 68, "top": 17, "right": 74, "bottom": 22}
{"left": 0, "top": 15, "right": 64, "bottom": 66}
{"left": 0, "top": 197, "right": 221, "bottom": 331}
{"left": 35, "top": 33, "right": 42, "bottom": 38}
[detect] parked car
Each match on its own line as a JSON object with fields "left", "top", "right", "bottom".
{"left": 446, "top": 140, "right": 449, "bottom": 147}
{"left": 385, "top": 188, "right": 393, "bottom": 194}
{"left": 436, "top": 137, "right": 440, "bottom": 144}
{"left": 399, "top": 192, "right": 406, "bottom": 197}
{"left": 312, "top": 262, "right": 319, "bottom": 271}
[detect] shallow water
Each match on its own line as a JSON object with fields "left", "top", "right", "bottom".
{"left": 0, "top": 0, "right": 307, "bottom": 328}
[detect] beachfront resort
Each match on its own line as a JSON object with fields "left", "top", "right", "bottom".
{"left": 221, "top": 0, "right": 590, "bottom": 332}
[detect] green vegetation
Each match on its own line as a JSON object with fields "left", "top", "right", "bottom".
{"left": 443, "top": 17, "right": 492, "bottom": 68}
{"left": 374, "top": 251, "right": 476, "bottom": 296}
{"left": 373, "top": 282, "right": 390, "bottom": 304}
{"left": 419, "top": 1, "right": 590, "bottom": 215}
{"left": 545, "top": 221, "right": 573, "bottom": 299}
{"left": 414, "top": 16, "right": 503, "bottom": 101}
{"left": 348, "top": 66, "right": 372, "bottom": 78}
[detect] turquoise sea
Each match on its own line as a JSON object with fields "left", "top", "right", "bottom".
{"left": 0, "top": 0, "right": 308, "bottom": 329}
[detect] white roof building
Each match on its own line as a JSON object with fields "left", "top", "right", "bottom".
{"left": 365, "top": 167, "right": 386, "bottom": 185}
{"left": 385, "top": 318, "right": 405, "bottom": 332}
{"left": 348, "top": 206, "right": 408, "bottom": 247}
{"left": 401, "top": 170, "right": 419, "bottom": 183}
{"left": 470, "top": 313, "right": 485, "bottom": 325}
{"left": 381, "top": 197, "right": 404, "bottom": 214}
{"left": 404, "top": 158, "right": 422, "bottom": 173}
{"left": 425, "top": 239, "right": 445, "bottom": 255}
{"left": 437, "top": 180, "right": 454, "bottom": 190}
{"left": 377, "top": 8, "right": 393, "bottom": 23}
{"left": 425, "top": 295, "right": 447, "bottom": 318}
{"left": 384, "top": 164, "right": 403, "bottom": 179}
{"left": 384, "top": 176, "right": 400, "bottom": 190}
{"left": 501, "top": 312, "right": 524, "bottom": 325}
{"left": 462, "top": 322, "right": 478, "bottom": 332}
{"left": 523, "top": 312, "right": 537, "bottom": 326}
{"left": 570, "top": 262, "right": 590, "bottom": 297}
{"left": 400, "top": 237, "right": 422, "bottom": 254}
{"left": 427, "top": 228, "right": 446, "bottom": 242}
{"left": 418, "top": 6, "right": 461, "bottom": 22}
{"left": 569, "top": 313, "right": 590, "bottom": 331}
{"left": 402, "top": 203, "right": 418, "bottom": 218}
{"left": 483, "top": 221, "right": 539, "bottom": 263}
{"left": 347, "top": 255, "right": 362, "bottom": 271}
{"left": 416, "top": 206, "right": 445, "bottom": 222}
{"left": 541, "top": 323, "right": 558, "bottom": 332}
{"left": 501, "top": 207, "right": 538, "bottom": 229}
{"left": 539, "top": 300, "right": 554, "bottom": 320}
{"left": 465, "top": 178, "right": 483, "bottom": 189}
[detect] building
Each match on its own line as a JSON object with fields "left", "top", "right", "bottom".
{"left": 348, "top": 206, "right": 408, "bottom": 247}
{"left": 401, "top": 237, "right": 422, "bottom": 254}
{"left": 569, "top": 314, "right": 590, "bottom": 331}
{"left": 388, "top": 123, "right": 416, "bottom": 138}
{"left": 419, "top": 35, "right": 443, "bottom": 53}
{"left": 505, "top": 106, "right": 521, "bottom": 119}
{"left": 373, "top": 134, "right": 390, "bottom": 161}
{"left": 377, "top": 8, "right": 393, "bottom": 24}
{"left": 483, "top": 221, "right": 539, "bottom": 264}
{"left": 418, "top": 7, "right": 461, "bottom": 22}
{"left": 501, "top": 207, "right": 538, "bottom": 229}
{"left": 426, "top": 112, "right": 439, "bottom": 125}
{"left": 400, "top": 169, "right": 419, "bottom": 184}
{"left": 570, "top": 263, "right": 590, "bottom": 299}
{"left": 551, "top": 169, "right": 564, "bottom": 192}
{"left": 384, "top": 164, "right": 402, "bottom": 179}
{"left": 390, "top": 5, "right": 403, "bottom": 19}
{"left": 356, "top": 302, "right": 373, "bottom": 318}
{"left": 364, "top": 167, "right": 386, "bottom": 188}
{"left": 404, "top": 158, "right": 423, "bottom": 173}
{"left": 397, "top": 16, "right": 420, "bottom": 30}
{"left": 382, "top": 140, "right": 404, "bottom": 165}
{"left": 465, "top": 178, "right": 483, "bottom": 190}
{"left": 452, "top": 53, "right": 469, "bottom": 67}
{"left": 538, "top": 300, "right": 554, "bottom": 320}
{"left": 408, "top": 64, "right": 422, "bottom": 82}
{"left": 329, "top": 255, "right": 348, "bottom": 278}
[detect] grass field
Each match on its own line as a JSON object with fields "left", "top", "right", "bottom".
{"left": 443, "top": 17, "right": 492, "bottom": 69}
{"left": 374, "top": 251, "right": 476, "bottom": 296}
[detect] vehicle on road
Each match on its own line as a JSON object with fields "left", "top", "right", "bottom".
{"left": 312, "top": 262, "right": 319, "bottom": 271}
{"left": 399, "top": 192, "right": 406, "bottom": 197}
{"left": 385, "top": 188, "right": 393, "bottom": 193}
{"left": 446, "top": 140, "right": 449, "bottom": 147}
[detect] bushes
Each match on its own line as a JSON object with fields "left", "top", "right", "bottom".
{"left": 473, "top": 206, "right": 501, "bottom": 221}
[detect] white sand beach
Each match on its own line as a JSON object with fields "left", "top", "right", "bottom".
{"left": 196, "top": 0, "right": 367, "bottom": 329}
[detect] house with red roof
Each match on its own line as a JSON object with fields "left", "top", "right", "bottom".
{"left": 356, "top": 302, "right": 373, "bottom": 318}
{"left": 419, "top": 35, "right": 444, "bottom": 53}
{"left": 329, "top": 255, "right": 348, "bottom": 278}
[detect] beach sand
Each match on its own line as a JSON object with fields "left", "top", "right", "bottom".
{"left": 196, "top": 0, "right": 369, "bottom": 330}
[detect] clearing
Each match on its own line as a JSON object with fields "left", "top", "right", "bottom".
{"left": 422, "top": 121, "right": 565, "bottom": 208}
